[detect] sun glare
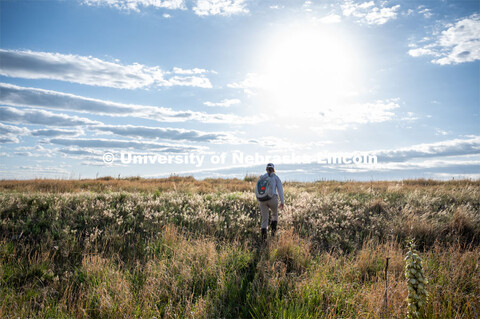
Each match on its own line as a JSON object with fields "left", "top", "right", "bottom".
{"left": 257, "top": 23, "right": 363, "bottom": 116}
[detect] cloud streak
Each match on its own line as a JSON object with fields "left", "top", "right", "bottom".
{"left": 46, "top": 137, "right": 203, "bottom": 152}
{"left": 203, "top": 98, "right": 240, "bottom": 107}
{"left": 0, "top": 123, "right": 29, "bottom": 143}
{"left": 92, "top": 124, "right": 229, "bottom": 142}
{"left": 0, "top": 83, "right": 259, "bottom": 124}
{"left": 0, "top": 106, "right": 101, "bottom": 126}
{"left": 0, "top": 49, "right": 212, "bottom": 89}
{"left": 373, "top": 136, "right": 480, "bottom": 162}
{"left": 318, "top": 98, "right": 401, "bottom": 127}
{"left": 31, "top": 128, "right": 84, "bottom": 137}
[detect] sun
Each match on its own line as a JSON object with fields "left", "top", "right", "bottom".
{"left": 256, "top": 22, "right": 363, "bottom": 117}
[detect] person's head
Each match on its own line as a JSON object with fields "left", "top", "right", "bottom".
{"left": 266, "top": 163, "right": 275, "bottom": 174}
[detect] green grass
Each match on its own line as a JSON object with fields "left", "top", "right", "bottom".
{"left": 0, "top": 178, "right": 479, "bottom": 318}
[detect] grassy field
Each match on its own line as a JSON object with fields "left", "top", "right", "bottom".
{"left": 1, "top": 177, "right": 479, "bottom": 318}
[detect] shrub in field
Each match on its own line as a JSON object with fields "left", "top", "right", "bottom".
{"left": 405, "top": 239, "right": 428, "bottom": 318}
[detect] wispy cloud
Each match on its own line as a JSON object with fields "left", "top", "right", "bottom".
{"left": 0, "top": 165, "right": 71, "bottom": 179}
{"left": 418, "top": 6, "right": 432, "bottom": 19}
{"left": 308, "top": 98, "right": 401, "bottom": 131}
{"left": 318, "top": 14, "right": 342, "bottom": 24}
{"left": 373, "top": 136, "right": 480, "bottom": 162}
{"left": 12, "top": 145, "right": 55, "bottom": 158}
{"left": 408, "top": 13, "right": 480, "bottom": 65}
{"left": 227, "top": 73, "right": 267, "bottom": 95}
{"left": 172, "top": 67, "right": 210, "bottom": 74}
{"left": 325, "top": 99, "right": 400, "bottom": 124}
{"left": 341, "top": 1, "right": 400, "bottom": 25}
{"left": 0, "top": 123, "right": 29, "bottom": 143}
{"left": 0, "top": 83, "right": 258, "bottom": 124}
{"left": 82, "top": 0, "right": 186, "bottom": 12}
{"left": 302, "top": 1, "right": 312, "bottom": 12}
{"left": 82, "top": 0, "right": 249, "bottom": 16}
{"left": 92, "top": 124, "right": 230, "bottom": 142}
{"left": 31, "top": 128, "right": 84, "bottom": 137}
{"left": 46, "top": 137, "right": 203, "bottom": 152}
{"left": 0, "top": 123, "right": 29, "bottom": 135}
{"left": 58, "top": 147, "right": 103, "bottom": 157}
{"left": 56, "top": 147, "right": 112, "bottom": 163}
{"left": 203, "top": 98, "right": 240, "bottom": 107}
{"left": 340, "top": 158, "right": 480, "bottom": 173}
{"left": 0, "top": 106, "right": 101, "bottom": 126}
{"left": 0, "top": 49, "right": 212, "bottom": 89}
{"left": 433, "top": 172, "right": 480, "bottom": 180}
{"left": 193, "top": 0, "right": 248, "bottom": 16}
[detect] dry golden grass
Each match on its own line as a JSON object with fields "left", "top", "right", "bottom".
{"left": 0, "top": 176, "right": 256, "bottom": 193}
{"left": 1, "top": 176, "right": 478, "bottom": 194}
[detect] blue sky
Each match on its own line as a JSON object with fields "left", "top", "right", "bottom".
{"left": 0, "top": 0, "right": 479, "bottom": 181}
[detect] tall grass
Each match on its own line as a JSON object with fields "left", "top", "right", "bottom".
{"left": 0, "top": 178, "right": 479, "bottom": 317}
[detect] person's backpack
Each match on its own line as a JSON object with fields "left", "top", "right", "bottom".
{"left": 255, "top": 174, "right": 274, "bottom": 201}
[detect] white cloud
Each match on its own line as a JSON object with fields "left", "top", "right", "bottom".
{"left": 364, "top": 5, "right": 400, "bottom": 25}
{"left": 0, "top": 123, "right": 30, "bottom": 135}
{"left": 0, "top": 49, "right": 212, "bottom": 89}
{"left": 82, "top": 0, "right": 251, "bottom": 17}
{"left": 46, "top": 137, "right": 203, "bottom": 152}
{"left": 227, "top": 73, "right": 268, "bottom": 95}
{"left": 13, "top": 145, "right": 53, "bottom": 157}
{"left": 435, "top": 128, "right": 449, "bottom": 136}
{"left": 203, "top": 98, "right": 240, "bottom": 107}
{"left": 0, "top": 106, "right": 101, "bottom": 126}
{"left": 13, "top": 151, "right": 49, "bottom": 157}
{"left": 310, "top": 98, "right": 401, "bottom": 130}
{"left": 172, "top": 67, "right": 209, "bottom": 74}
{"left": 433, "top": 173, "right": 480, "bottom": 180}
{"left": 318, "top": 14, "right": 342, "bottom": 24}
{"left": 31, "top": 128, "right": 85, "bottom": 138}
{"left": 0, "top": 83, "right": 258, "bottom": 124}
{"left": 165, "top": 75, "right": 212, "bottom": 87}
{"left": 408, "top": 14, "right": 480, "bottom": 65}
{"left": 0, "top": 123, "right": 30, "bottom": 143}
{"left": 0, "top": 165, "right": 71, "bottom": 179}
{"left": 58, "top": 147, "right": 103, "bottom": 157}
{"left": 302, "top": 0, "right": 312, "bottom": 12}
{"left": 92, "top": 124, "right": 230, "bottom": 142}
{"left": 418, "top": 7, "right": 432, "bottom": 19}
{"left": 341, "top": 1, "right": 400, "bottom": 25}
{"left": 373, "top": 136, "right": 480, "bottom": 162}
{"left": 341, "top": 158, "right": 480, "bottom": 173}
{"left": 193, "top": 0, "right": 248, "bottom": 16}
{"left": 15, "top": 145, "right": 49, "bottom": 152}
{"left": 334, "top": 99, "right": 401, "bottom": 123}
{"left": 82, "top": 0, "right": 186, "bottom": 11}
{"left": 408, "top": 47, "right": 439, "bottom": 57}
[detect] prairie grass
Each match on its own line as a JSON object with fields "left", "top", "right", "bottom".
{"left": 0, "top": 177, "right": 479, "bottom": 318}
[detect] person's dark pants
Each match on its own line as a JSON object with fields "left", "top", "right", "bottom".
{"left": 259, "top": 196, "right": 279, "bottom": 239}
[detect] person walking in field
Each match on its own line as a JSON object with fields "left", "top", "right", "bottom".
{"left": 255, "top": 163, "right": 285, "bottom": 240}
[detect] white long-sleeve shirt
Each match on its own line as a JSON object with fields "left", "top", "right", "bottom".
{"left": 261, "top": 172, "right": 285, "bottom": 204}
